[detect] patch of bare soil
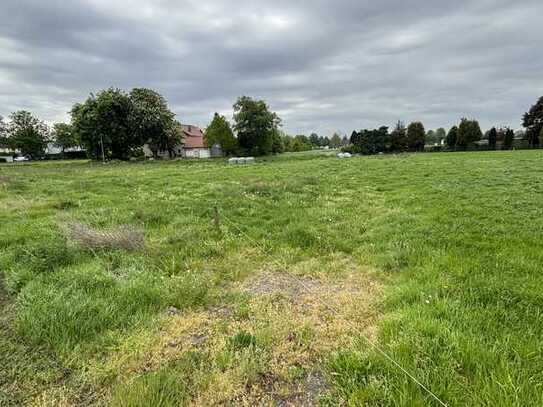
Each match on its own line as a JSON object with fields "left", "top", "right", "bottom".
{"left": 281, "top": 371, "right": 328, "bottom": 406}
{"left": 240, "top": 270, "right": 374, "bottom": 297}
{"left": 261, "top": 371, "right": 329, "bottom": 407}
{"left": 239, "top": 268, "right": 380, "bottom": 321}
{"left": 232, "top": 265, "right": 381, "bottom": 404}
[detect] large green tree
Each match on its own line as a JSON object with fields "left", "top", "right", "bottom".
{"left": 488, "top": 127, "right": 498, "bottom": 150}
{"left": 350, "top": 131, "right": 358, "bottom": 145}
{"left": 7, "top": 111, "right": 49, "bottom": 158}
{"left": 329, "top": 133, "right": 342, "bottom": 148}
{"left": 52, "top": 123, "right": 79, "bottom": 154}
{"left": 129, "top": 88, "right": 177, "bottom": 158}
{"left": 390, "top": 121, "right": 408, "bottom": 152}
{"left": 204, "top": 113, "right": 238, "bottom": 155}
{"left": 425, "top": 129, "right": 437, "bottom": 145}
{"left": 71, "top": 88, "right": 136, "bottom": 160}
{"left": 407, "top": 121, "right": 426, "bottom": 151}
{"left": 0, "top": 115, "right": 7, "bottom": 148}
{"left": 165, "top": 121, "right": 185, "bottom": 157}
{"left": 309, "top": 133, "right": 320, "bottom": 147}
{"left": 271, "top": 129, "right": 285, "bottom": 154}
{"left": 291, "top": 135, "right": 312, "bottom": 152}
{"left": 446, "top": 126, "right": 458, "bottom": 149}
{"left": 319, "top": 136, "right": 330, "bottom": 147}
{"left": 456, "top": 118, "right": 482, "bottom": 149}
{"left": 523, "top": 96, "right": 543, "bottom": 147}
{"left": 426, "top": 128, "right": 446, "bottom": 145}
{"left": 435, "top": 128, "right": 447, "bottom": 144}
{"left": 503, "top": 128, "right": 514, "bottom": 150}
{"left": 282, "top": 134, "right": 294, "bottom": 152}
{"left": 351, "top": 127, "right": 389, "bottom": 155}
{"left": 233, "top": 96, "right": 281, "bottom": 156}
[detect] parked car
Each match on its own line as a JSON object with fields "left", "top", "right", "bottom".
{"left": 13, "top": 155, "right": 30, "bottom": 162}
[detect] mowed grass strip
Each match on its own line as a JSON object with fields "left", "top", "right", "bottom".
{"left": 0, "top": 150, "right": 542, "bottom": 405}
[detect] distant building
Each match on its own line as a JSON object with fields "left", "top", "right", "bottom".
{"left": 144, "top": 124, "right": 222, "bottom": 159}
{"left": 180, "top": 125, "right": 211, "bottom": 158}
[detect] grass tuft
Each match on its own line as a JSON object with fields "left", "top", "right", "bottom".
{"left": 111, "top": 369, "right": 189, "bottom": 407}
{"left": 229, "top": 331, "right": 257, "bottom": 350}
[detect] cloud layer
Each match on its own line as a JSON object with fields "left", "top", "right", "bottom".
{"left": 1, "top": 0, "right": 542, "bottom": 134}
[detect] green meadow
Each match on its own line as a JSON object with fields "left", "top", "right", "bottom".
{"left": 1, "top": 150, "right": 542, "bottom": 406}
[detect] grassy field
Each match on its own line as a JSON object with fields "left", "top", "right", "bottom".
{"left": 1, "top": 150, "right": 543, "bottom": 406}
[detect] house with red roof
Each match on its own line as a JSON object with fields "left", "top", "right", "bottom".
{"left": 179, "top": 124, "right": 210, "bottom": 158}
{"left": 144, "top": 124, "right": 222, "bottom": 159}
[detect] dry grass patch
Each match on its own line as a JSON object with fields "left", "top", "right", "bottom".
{"left": 87, "top": 312, "right": 211, "bottom": 385}
{"left": 64, "top": 221, "right": 145, "bottom": 251}
{"left": 199, "top": 260, "right": 382, "bottom": 404}
{"left": 27, "top": 388, "right": 73, "bottom": 407}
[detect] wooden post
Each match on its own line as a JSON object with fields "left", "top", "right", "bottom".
{"left": 213, "top": 205, "right": 220, "bottom": 231}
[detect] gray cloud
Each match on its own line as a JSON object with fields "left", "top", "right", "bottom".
{"left": 1, "top": 0, "right": 542, "bottom": 135}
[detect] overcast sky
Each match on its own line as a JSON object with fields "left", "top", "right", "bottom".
{"left": 1, "top": 0, "right": 542, "bottom": 135}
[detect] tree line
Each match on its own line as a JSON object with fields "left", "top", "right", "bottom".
{"left": 348, "top": 121, "right": 426, "bottom": 155}
{"left": 1, "top": 88, "right": 313, "bottom": 159}
{"left": 205, "top": 113, "right": 347, "bottom": 155}
{"left": 346, "top": 96, "right": 543, "bottom": 155}
{"left": 1, "top": 92, "right": 543, "bottom": 160}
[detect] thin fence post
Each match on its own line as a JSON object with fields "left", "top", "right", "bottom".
{"left": 213, "top": 205, "right": 220, "bottom": 231}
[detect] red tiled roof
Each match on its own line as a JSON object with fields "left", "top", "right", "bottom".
{"left": 181, "top": 124, "right": 205, "bottom": 149}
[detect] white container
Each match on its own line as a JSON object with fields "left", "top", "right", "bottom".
{"left": 229, "top": 157, "right": 255, "bottom": 164}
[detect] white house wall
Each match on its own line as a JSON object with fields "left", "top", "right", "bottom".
{"left": 184, "top": 148, "right": 211, "bottom": 158}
